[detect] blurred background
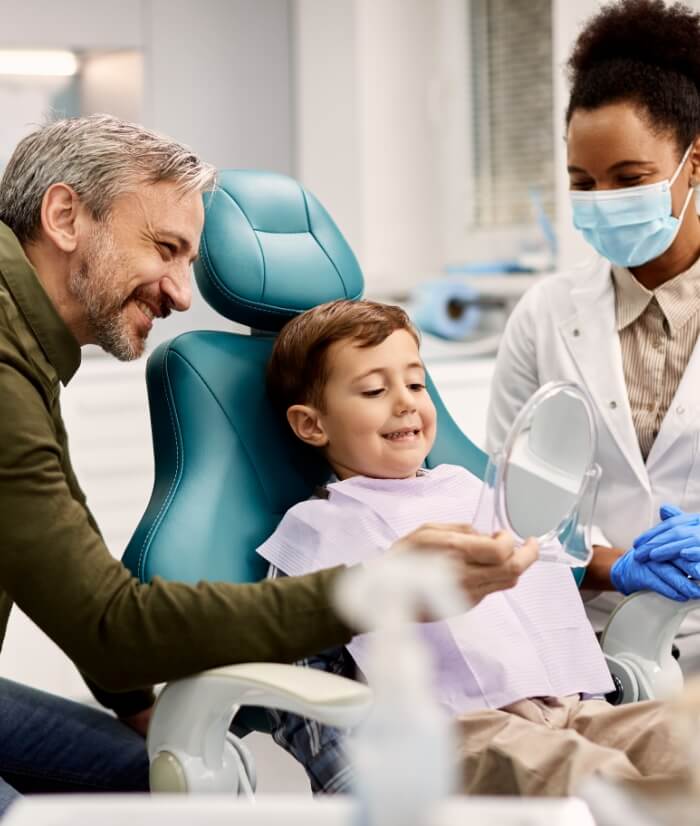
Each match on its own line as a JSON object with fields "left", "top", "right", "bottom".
{"left": 2, "top": 0, "right": 696, "bottom": 793}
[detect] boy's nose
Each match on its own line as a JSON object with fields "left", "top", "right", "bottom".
{"left": 394, "top": 389, "right": 417, "bottom": 415}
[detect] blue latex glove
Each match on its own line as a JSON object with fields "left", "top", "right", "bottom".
{"left": 633, "top": 504, "right": 700, "bottom": 563}
{"left": 610, "top": 550, "right": 700, "bottom": 601}
{"left": 672, "top": 557, "right": 700, "bottom": 580}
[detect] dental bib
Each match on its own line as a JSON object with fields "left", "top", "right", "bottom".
{"left": 257, "top": 464, "right": 612, "bottom": 713}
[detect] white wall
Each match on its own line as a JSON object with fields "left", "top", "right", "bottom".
{"left": 293, "top": 0, "right": 362, "bottom": 256}
{"left": 294, "top": 0, "right": 450, "bottom": 296}
{"left": 143, "top": 0, "right": 295, "bottom": 344}
{"left": 551, "top": 0, "right": 602, "bottom": 271}
{"left": 81, "top": 51, "right": 144, "bottom": 124}
{"left": 0, "top": 0, "right": 143, "bottom": 48}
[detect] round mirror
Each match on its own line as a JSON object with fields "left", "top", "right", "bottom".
{"left": 497, "top": 382, "right": 599, "bottom": 565}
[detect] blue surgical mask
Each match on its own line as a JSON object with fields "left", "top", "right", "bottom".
{"left": 570, "top": 144, "right": 694, "bottom": 267}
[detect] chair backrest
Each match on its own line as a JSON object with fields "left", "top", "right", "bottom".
{"left": 123, "top": 170, "right": 487, "bottom": 588}
{"left": 121, "top": 172, "right": 488, "bottom": 733}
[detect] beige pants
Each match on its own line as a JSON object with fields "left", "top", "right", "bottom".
{"left": 456, "top": 696, "right": 689, "bottom": 796}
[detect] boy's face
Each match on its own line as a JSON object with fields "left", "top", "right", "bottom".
{"left": 288, "top": 329, "right": 437, "bottom": 480}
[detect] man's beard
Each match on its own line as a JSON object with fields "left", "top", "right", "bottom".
{"left": 68, "top": 222, "right": 148, "bottom": 361}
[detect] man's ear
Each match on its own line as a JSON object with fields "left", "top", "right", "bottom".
{"left": 40, "top": 183, "right": 83, "bottom": 253}
{"left": 287, "top": 404, "right": 328, "bottom": 448}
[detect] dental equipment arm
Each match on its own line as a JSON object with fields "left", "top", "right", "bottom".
{"left": 148, "top": 663, "right": 372, "bottom": 794}
{"left": 600, "top": 592, "right": 699, "bottom": 703}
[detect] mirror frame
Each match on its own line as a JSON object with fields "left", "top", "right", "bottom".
{"left": 492, "top": 381, "right": 599, "bottom": 565}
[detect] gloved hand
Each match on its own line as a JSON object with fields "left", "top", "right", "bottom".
{"left": 610, "top": 548, "right": 700, "bottom": 601}
{"left": 633, "top": 504, "right": 700, "bottom": 563}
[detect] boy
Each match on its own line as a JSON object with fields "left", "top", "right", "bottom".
{"left": 258, "top": 299, "right": 687, "bottom": 796}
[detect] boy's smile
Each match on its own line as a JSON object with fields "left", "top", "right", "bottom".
{"left": 291, "top": 328, "right": 437, "bottom": 480}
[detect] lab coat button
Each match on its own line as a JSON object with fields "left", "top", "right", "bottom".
{"left": 677, "top": 405, "right": 685, "bottom": 415}
{"left": 572, "top": 328, "right": 580, "bottom": 337}
{"left": 609, "top": 401, "right": 617, "bottom": 410}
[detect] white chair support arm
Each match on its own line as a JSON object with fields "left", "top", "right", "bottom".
{"left": 600, "top": 591, "right": 699, "bottom": 703}
{"left": 147, "top": 662, "right": 372, "bottom": 794}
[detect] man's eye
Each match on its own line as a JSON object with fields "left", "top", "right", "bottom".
{"left": 570, "top": 180, "right": 593, "bottom": 191}
{"left": 618, "top": 176, "right": 643, "bottom": 185}
{"left": 361, "top": 388, "right": 384, "bottom": 397}
{"left": 158, "top": 242, "right": 176, "bottom": 259}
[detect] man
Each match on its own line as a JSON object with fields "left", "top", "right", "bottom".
{"left": 0, "top": 115, "right": 537, "bottom": 811}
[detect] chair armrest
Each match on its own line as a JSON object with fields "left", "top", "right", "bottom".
{"left": 600, "top": 591, "right": 698, "bottom": 702}
{"left": 147, "top": 663, "right": 372, "bottom": 793}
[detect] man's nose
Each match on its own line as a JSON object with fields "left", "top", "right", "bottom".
{"left": 161, "top": 262, "right": 192, "bottom": 313}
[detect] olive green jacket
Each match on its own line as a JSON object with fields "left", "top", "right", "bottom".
{"left": 0, "top": 221, "right": 351, "bottom": 715}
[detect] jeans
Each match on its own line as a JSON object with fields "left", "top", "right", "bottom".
{"left": 0, "top": 677, "right": 149, "bottom": 817}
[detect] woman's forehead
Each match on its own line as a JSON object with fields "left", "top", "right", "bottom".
{"left": 567, "top": 102, "right": 679, "bottom": 171}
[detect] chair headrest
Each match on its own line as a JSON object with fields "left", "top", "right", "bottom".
{"left": 194, "top": 170, "right": 364, "bottom": 331}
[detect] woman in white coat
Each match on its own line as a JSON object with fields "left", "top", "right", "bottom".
{"left": 487, "top": 0, "right": 700, "bottom": 606}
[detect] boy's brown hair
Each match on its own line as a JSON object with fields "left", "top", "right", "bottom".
{"left": 266, "top": 299, "right": 420, "bottom": 413}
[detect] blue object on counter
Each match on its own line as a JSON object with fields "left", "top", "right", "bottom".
{"left": 409, "top": 279, "right": 481, "bottom": 341}
{"left": 444, "top": 260, "right": 532, "bottom": 274}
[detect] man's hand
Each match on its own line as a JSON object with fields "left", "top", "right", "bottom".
{"left": 390, "top": 523, "right": 538, "bottom": 606}
{"left": 119, "top": 705, "right": 153, "bottom": 738}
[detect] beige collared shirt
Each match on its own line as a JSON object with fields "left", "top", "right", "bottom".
{"left": 612, "top": 260, "right": 700, "bottom": 460}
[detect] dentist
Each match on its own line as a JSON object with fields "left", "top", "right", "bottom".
{"left": 486, "top": 0, "right": 700, "bottom": 605}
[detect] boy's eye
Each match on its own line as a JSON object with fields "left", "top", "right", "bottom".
{"left": 361, "top": 388, "right": 384, "bottom": 397}
{"left": 409, "top": 383, "right": 426, "bottom": 392}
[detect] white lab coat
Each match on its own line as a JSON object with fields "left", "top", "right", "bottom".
{"left": 486, "top": 256, "right": 700, "bottom": 553}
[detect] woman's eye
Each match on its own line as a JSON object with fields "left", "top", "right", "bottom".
{"left": 361, "top": 388, "right": 384, "bottom": 397}
{"left": 618, "top": 176, "right": 643, "bottom": 185}
{"left": 570, "top": 180, "right": 593, "bottom": 191}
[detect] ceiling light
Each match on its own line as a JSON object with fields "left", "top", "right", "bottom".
{"left": 0, "top": 50, "right": 79, "bottom": 77}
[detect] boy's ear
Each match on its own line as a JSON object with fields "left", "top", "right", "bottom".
{"left": 286, "top": 404, "right": 329, "bottom": 447}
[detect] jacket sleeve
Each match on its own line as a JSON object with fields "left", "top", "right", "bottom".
{"left": 82, "top": 674, "right": 155, "bottom": 717}
{"left": 485, "top": 285, "right": 541, "bottom": 456}
{"left": 0, "top": 359, "right": 354, "bottom": 692}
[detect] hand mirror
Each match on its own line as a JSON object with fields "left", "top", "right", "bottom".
{"left": 477, "top": 381, "right": 601, "bottom": 566}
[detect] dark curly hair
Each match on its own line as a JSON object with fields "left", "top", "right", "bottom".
{"left": 566, "top": 0, "right": 700, "bottom": 154}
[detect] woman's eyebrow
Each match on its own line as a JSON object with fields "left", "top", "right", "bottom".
{"left": 567, "top": 159, "right": 655, "bottom": 174}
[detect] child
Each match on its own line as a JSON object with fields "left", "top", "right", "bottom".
{"left": 258, "top": 299, "right": 687, "bottom": 796}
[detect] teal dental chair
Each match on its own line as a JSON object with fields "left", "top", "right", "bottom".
{"left": 121, "top": 170, "right": 486, "bottom": 794}
{"left": 122, "top": 170, "right": 668, "bottom": 795}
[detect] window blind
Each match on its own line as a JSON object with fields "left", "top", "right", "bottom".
{"left": 470, "top": 0, "right": 555, "bottom": 228}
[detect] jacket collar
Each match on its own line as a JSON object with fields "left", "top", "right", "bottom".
{"left": 0, "top": 221, "right": 81, "bottom": 385}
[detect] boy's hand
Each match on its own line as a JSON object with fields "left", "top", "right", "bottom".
{"left": 389, "top": 524, "right": 538, "bottom": 606}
